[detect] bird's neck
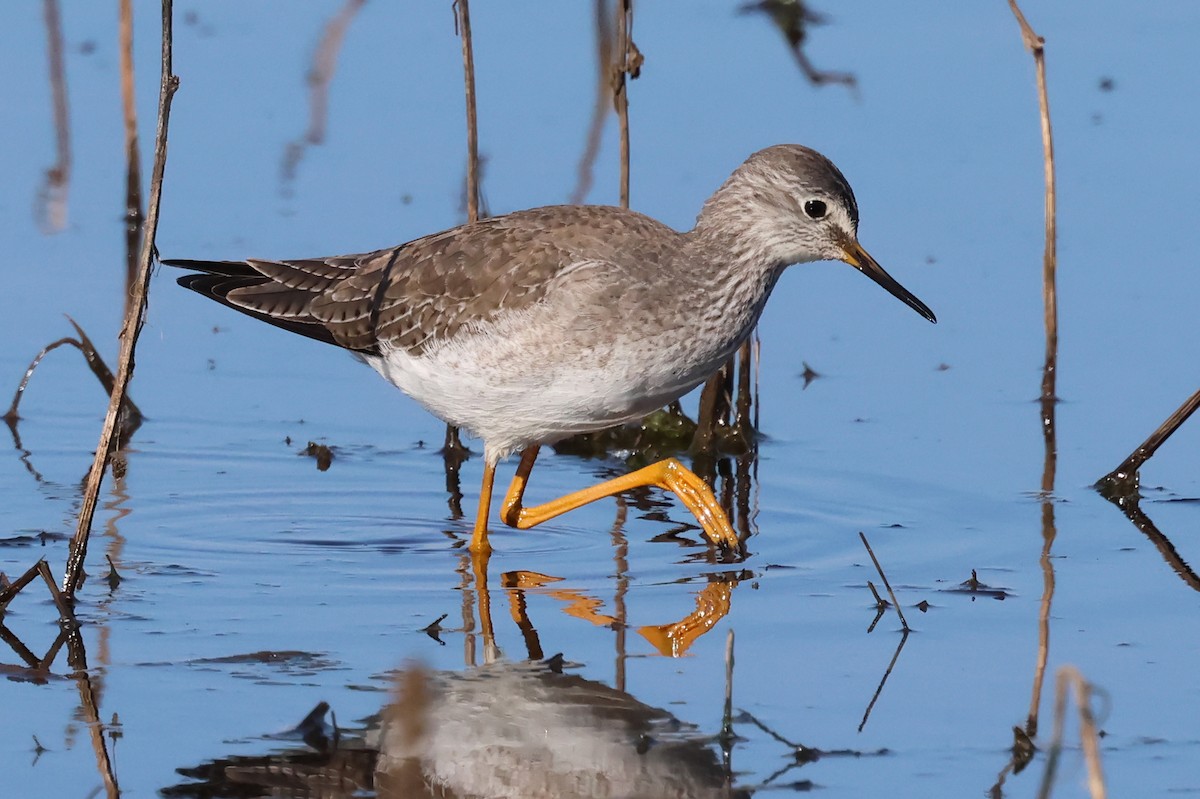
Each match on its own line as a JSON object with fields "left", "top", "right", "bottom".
{"left": 679, "top": 228, "right": 789, "bottom": 359}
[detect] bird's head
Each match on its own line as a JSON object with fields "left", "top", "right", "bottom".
{"left": 697, "top": 144, "right": 936, "bottom": 323}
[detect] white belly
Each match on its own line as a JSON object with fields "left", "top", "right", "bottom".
{"left": 363, "top": 303, "right": 730, "bottom": 462}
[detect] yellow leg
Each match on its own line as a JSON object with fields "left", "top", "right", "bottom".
{"left": 499, "top": 445, "right": 739, "bottom": 550}
{"left": 470, "top": 461, "right": 497, "bottom": 554}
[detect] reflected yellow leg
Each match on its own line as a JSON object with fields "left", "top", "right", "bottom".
{"left": 499, "top": 445, "right": 739, "bottom": 549}
{"left": 639, "top": 581, "right": 735, "bottom": 658}
{"left": 470, "top": 461, "right": 497, "bottom": 554}
{"left": 469, "top": 546, "right": 499, "bottom": 663}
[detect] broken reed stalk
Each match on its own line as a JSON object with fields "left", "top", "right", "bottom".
{"left": 444, "top": 0, "right": 481, "bottom": 462}
{"left": 0, "top": 560, "right": 44, "bottom": 611}
{"left": 4, "top": 319, "right": 143, "bottom": 449}
{"left": 859, "top": 531, "right": 909, "bottom": 631}
{"left": 1098, "top": 387, "right": 1200, "bottom": 492}
{"left": 37, "top": 560, "right": 76, "bottom": 625}
{"left": 63, "top": 0, "right": 178, "bottom": 598}
{"left": 1036, "top": 666, "right": 1107, "bottom": 799}
{"left": 613, "top": 0, "right": 634, "bottom": 208}
{"left": 39, "top": 0, "right": 71, "bottom": 233}
{"left": 1007, "top": 0, "right": 1058, "bottom": 405}
{"left": 1004, "top": 1, "right": 1062, "bottom": 745}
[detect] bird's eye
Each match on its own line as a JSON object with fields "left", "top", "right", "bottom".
{"left": 803, "top": 199, "right": 828, "bottom": 219}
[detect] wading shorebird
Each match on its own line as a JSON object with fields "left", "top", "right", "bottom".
{"left": 168, "top": 144, "right": 935, "bottom": 554}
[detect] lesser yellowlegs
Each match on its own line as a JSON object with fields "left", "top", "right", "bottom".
{"left": 168, "top": 144, "right": 935, "bottom": 553}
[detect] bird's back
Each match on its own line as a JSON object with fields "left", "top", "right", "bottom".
{"left": 169, "top": 205, "right": 684, "bottom": 357}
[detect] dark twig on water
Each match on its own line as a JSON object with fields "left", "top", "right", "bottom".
{"left": 64, "top": 0, "right": 178, "bottom": 599}
{"left": 858, "top": 531, "right": 909, "bottom": 631}
{"left": 865, "top": 579, "right": 887, "bottom": 632}
{"left": 0, "top": 560, "right": 45, "bottom": 613}
{"left": 866, "top": 579, "right": 885, "bottom": 607}
{"left": 1095, "top": 387, "right": 1200, "bottom": 501}
{"left": 4, "top": 318, "right": 143, "bottom": 438}
{"left": 37, "top": 560, "right": 77, "bottom": 625}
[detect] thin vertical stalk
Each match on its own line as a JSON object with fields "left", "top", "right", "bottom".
{"left": 444, "top": 0, "right": 479, "bottom": 464}
{"left": 456, "top": 0, "right": 480, "bottom": 224}
{"left": 120, "top": 0, "right": 144, "bottom": 309}
{"left": 571, "top": 0, "right": 614, "bottom": 204}
{"left": 39, "top": 0, "right": 71, "bottom": 232}
{"left": 65, "top": 0, "right": 178, "bottom": 597}
{"left": 1007, "top": 0, "right": 1058, "bottom": 404}
{"left": 613, "top": 0, "right": 634, "bottom": 208}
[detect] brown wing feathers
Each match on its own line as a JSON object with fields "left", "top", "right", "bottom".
{"left": 166, "top": 206, "right": 673, "bottom": 359}
{"left": 166, "top": 258, "right": 365, "bottom": 353}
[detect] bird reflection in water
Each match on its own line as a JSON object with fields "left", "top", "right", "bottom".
{"left": 374, "top": 658, "right": 747, "bottom": 799}
{"left": 163, "top": 452, "right": 752, "bottom": 797}
{"left": 164, "top": 650, "right": 748, "bottom": 798}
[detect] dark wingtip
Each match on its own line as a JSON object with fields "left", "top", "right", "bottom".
{"left": 168, "top": 257, "right": 374, "bottom": 355}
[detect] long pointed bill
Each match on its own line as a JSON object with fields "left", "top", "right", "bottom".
{"left": 837, "top": 233, "right": 937, "bottom": 324}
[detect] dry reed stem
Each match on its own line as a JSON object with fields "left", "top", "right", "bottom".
{"left": 307, "top": 0, "right": 364, "bottom": 146}
{"left": 120, "top": 0, "right": 144, "bottom": 301}
{"left": 4, "top": 318, "right": 143, "bottom": 433}
{"left": 37, "top": 560, "right": 75, "bottom": 624}
{"left": 455, "top": 0, "right": 481, "bottom": 224}
{"left": 0, "top": 560, "right": 44, "bottom": 611}
{"left": 1099, "top": 387, "right": 1200, "bottom": 492}
{"left": 613, "top": 0, "right": 638, "bottom": 208}
{"left": 1036, "top": 666, "right": 1108, "bottom": 799}
{"left": 280, "top": 0, "right": 365, "bottom": 188}
{"left": 64, "top": 0, "right": 178, "bottom": 598}
{"left": 1007, "top": 0, "right": 1058, "bottom": 405}
{"left": 571, "top": 0, "right": 614, "bottom": 205}
{"left": 443, "top": 0, "right": 482, "bottom": 463}
{"left": 858, "top": 531, "right": 909, "bottom": 631}
{"left": 38, "top": 0, "right": 71, "bottom": 233}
